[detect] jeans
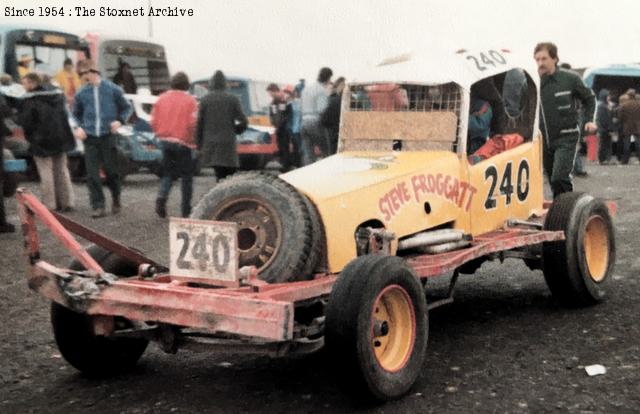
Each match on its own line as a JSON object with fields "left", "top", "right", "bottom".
{"left": 84, "top": 134, "right": 121, "bottom": 210}
{"left": 276, "top": 127, "right": 293, "bottom": 171}
{"left": 290, "top": 132, "right": 301, "bottom": 168}
{"left": 157, "top": 141, "right": 194, "bottom": 217}
{"left": 300, "top": 118, "right": 328, "bottom": 166}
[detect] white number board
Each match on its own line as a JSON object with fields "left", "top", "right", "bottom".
{"left": 169, "top": 218, "right": 239, "bottom": 281}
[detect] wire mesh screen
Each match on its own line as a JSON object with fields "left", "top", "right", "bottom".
{"left": 348, "top": 83, "right": 462, "bottom": 114}
{"left": 341, "top": 83, "right": 463, "bottom": 152}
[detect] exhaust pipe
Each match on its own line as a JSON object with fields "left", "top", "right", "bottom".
{"left": 397, "top": 229, "right": 467, "bottom": 251}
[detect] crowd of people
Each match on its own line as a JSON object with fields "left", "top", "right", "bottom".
{"left": 597, "top": 87, "right": 640, "bottom": 166}
{"left": 2, "top": 42, "right": 639, "bottom": 228}
{"left": 0, "top": 61, "right": 346, "bottom": 226}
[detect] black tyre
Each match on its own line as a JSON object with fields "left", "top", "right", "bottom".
{"left": 115, "top": 146, "right": 131, "bottom": 182}
{"left": 300, "top": 194, "right": 326, "bottom": 275}
{"left": 191, "top": 172, "right": 319, "bottom": 283}
{"left": 51, "top": 245, "right": 148, "bottom": 376}
{"left": 325, "top": 255, "right": 428, "bottom": 401}
{"left": 543, "top": 192, "right": 615, "bottom": 306}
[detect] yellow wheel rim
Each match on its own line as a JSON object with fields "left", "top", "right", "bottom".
{"left": 371, "top": 284, "right": 416, "bottom": 372}
{"left": 584, "top": 215, "right": 609, "bottom": 282}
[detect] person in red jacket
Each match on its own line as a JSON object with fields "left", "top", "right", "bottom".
{"left": 151, "top": 71, "right": 198, "bottom": 218}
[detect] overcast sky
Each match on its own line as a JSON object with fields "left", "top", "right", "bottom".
{"left": 4, "top": 0, "right": 640, "bottom": 83}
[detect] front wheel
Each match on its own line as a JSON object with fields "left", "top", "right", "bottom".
{"left": 51, "top": 245, "right": 149, "bottom": 376}
{"left": 543, "top": 192, "right": 615, "bottom": 306}
{"left": 325, "top": 255, "right": 428, "bottom": 401}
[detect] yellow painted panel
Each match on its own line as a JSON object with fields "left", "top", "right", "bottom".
{"left": 282, "top": 151, "right": 479, "bottom": 272}
{"left": 467, "top": 140, "right": 544, "bottom": 235}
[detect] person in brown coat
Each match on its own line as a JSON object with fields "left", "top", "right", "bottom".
{"left": 196, "top": 70, "right": 248, "bottom": 180}
{"left": 618, "top": 89, "right": 640, "bottom": 164}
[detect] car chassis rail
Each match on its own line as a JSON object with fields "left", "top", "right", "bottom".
{"left": 16, "top": 188, "right": 564, "bottom": 354}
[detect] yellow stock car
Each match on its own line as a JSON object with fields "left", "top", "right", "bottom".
{"left": 188, "top": 48, "right": 616, "bottom": 400}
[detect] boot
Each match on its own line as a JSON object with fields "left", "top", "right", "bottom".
{"left": 155, "top": 197, "right": 167, "bottom": 218}
{"left": 112, "top": 198, "right": 121, "bottom": 215}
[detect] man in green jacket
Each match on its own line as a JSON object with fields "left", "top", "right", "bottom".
{"left": 534, "top": 42, "right": 596, "bottom": 198}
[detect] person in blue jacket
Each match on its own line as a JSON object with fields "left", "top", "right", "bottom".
{"left": 72, "top": 59, "right": 132, "bottom": 218}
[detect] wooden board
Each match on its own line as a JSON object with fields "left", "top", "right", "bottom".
{"left": 341, "top": 111, "right": 458, "bottom": 142}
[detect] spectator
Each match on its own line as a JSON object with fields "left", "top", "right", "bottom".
{"left": 113, "top": 60, "right": 137, "bottom": 94}
{"left": 54, "top": 58, "right": 81, "bottom": 108}
{"left": 72, "top": 59, "right": 132, "bottom": 218}
{"left": 300, "top": 67, "right": 332, "bottom": 165}
{"left": 534, "top": 42, "right": 596, "bottom": 198}
{"left": 366, "top": 82, "right": 408, "bottom": 111}
{"left": 618, "top": 89, "right": 640, "bottom": 164}
{"left": 321, "top": 76, "right": 345, "bottom": 155}
{"left": 196, "top": 70, "right": 248, "bottom": 180}
{"left": 151, "top": 72, "right": 198, "bottom": 218}
{"left": 595, "top": 89, "right": 614, "bottom": 164}
{"left": 18, "top": 73, "right": 76, "bottom": 212}
{"left": 284, "top": 85, "right": 302, "bottom": 168}
{"left": 0, "top": 94, "right": 15, "bottom": 232}
{"left": 266, "top": 83, "right": 293, "bottom": 171}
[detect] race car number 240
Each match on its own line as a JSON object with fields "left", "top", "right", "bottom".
{"left": 169, "top": 218, "right": 239, "bottom": 281}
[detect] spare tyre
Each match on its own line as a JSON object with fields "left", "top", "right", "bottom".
{"left": 191, "top": 172, "right": 321, "bottom": 283}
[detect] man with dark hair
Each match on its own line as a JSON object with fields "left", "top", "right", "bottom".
{"left": 19, "top": 72, "right": 76, "bottom": 212}
{"left": 113, "top": 60, "right": 137, "bottom": 94}
{"left": 618, "top": 89, "right": 640, "bottom": 164}
{"left": 300, "top": 67, "right": 332, "bottom": 165}
{"left": 321, "top": 76, "right": 346, "bottom": 155}
{"left": 196, "top": 70, "right": 248, "bottom": 180}
{"left": 73, "top": 59, "right": 132, "bottom": 218}
{"left": 534, "top": 42, "right": 596, "bottom": 197}
{"left": 151, "top": 71, "right": 198, "bottom": 218}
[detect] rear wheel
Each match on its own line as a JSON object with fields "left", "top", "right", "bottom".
{"left": 542, "top": 192, "right": 615, "bottom": 306}
{"left": 51, "top": 245, "right": 148, "bottom": 376}
{"left": 191, "top": 172, "right": 320, "bottom": 283}
{"left": 325, "top": 255, "right": 428, "bottom": 401}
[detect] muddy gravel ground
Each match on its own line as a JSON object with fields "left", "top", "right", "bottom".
{"left": 0, "top": 163, "right": 638, "bottom": 414}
